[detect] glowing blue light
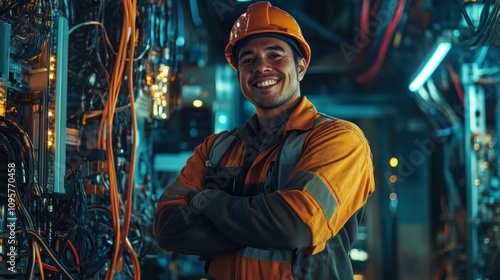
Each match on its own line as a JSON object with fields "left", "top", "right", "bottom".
{"left": 409, "top": 42, "right": 452, "bottom": 92}
{"left": 218, "top": 115, "right": 228, "bottom": 124}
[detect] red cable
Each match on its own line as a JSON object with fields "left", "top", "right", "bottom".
{"left": 356, "top": 0, "right": 406, "bottom": 83}
{"left": 65, "top": 240, "right": 81, "bottom": 272}
{"left": 57, "top": 234, "right": 81, "bottom": 272}
{"left": 445, "top": 62, "right": 464, "bottom": 105}
{"left": 354, "top": 0, "right": 371, "bottom": 69}
{"left": 360, "top": 0, "right": 370, "bottom": 43}
{"left": 355, "top": 0, "right": 383, "bottom": 70}
{"left": 415, "top": 0, "right": 431, "bottom": 28}
{"left": 42, "top": 263, "right": 59, "bottom": 272}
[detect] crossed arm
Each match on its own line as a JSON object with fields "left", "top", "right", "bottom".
{"left": 154, "top": 120, "right": 375, "bottom": 256}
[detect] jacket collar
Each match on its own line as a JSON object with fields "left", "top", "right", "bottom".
{"left": 284, "top": 95, "right": 318, "bottom": 133}
{"left": 236, "top": 96, "right": 318, "bottom": 144}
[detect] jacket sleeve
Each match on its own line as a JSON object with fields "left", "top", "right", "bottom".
{"left": 154, "top": 135, "right": 244, "bottom": 256}
{"left": 190, "top": 120, "right": 375, "bottom": 254}
{"left": 189, "top": 189, "right": 312, "bottom": 250}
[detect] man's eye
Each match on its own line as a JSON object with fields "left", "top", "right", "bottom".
{"left": 241, "top": 58, "right": 253, "bottom": 65}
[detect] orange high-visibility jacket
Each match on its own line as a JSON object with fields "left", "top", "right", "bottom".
{"left": 155, "top": 96, "right": 375, "bottom": 280}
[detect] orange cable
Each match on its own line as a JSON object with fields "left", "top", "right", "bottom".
{"left": 119, "top": 0, "right": 138, "bottom": 259}
{"left": 107, "top": 0, "right": 143, "bottom": 276}
{"left": 106, "top": 0, "right": 135, "bottom": 278}
{"left": 126, "top": 237, "right": 141, "bottom": 280}
{"left": 98, "top": 0, "right": 141, "bottom": 278}
{"left": 33, "top": 242, "right": 45, "bottom": 280}
{"left": 121, "top": 0, "right": 142, "bottom": 277}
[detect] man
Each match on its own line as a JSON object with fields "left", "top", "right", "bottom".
{"left": 155, "top": 2, "right": 375, "bottom": 279}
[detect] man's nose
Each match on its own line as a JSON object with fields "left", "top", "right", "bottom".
{"left": 253, "top": 58, "right": 272, "bottom": 73}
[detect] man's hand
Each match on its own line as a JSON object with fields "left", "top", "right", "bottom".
{"left": 190, "top": 189, "right": 219, "bottom": 212}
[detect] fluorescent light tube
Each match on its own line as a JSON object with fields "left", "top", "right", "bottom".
{"left": 409, "top": 42, "right": 452, "bottom": 92}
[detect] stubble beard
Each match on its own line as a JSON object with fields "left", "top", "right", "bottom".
{"left": 256, "top": 84, "right": 300, "bottom": 110}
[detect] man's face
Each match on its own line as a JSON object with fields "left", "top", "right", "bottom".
{"left": 236, "top": 37, "right": 307, "bottom": 110}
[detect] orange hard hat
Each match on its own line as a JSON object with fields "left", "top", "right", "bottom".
{"left": 225, "top": 1, "right": 311, "bottom": 70}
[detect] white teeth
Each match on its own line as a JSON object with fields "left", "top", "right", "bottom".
{"left": 256, "top": 80, "right": 277, "bottom": 88}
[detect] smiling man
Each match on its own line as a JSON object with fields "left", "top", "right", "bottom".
{"left": 155, "top": 2, "right": 376, "bottom": 279}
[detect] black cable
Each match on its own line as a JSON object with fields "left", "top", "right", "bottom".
{"left": 0, "top": 131, "right": 35, "bottom": 232}
{"left": 472, "top": 1, "right": 497, "bottom": 45}
{"left": 54, "top": 183, "right": 86, "bottom": 273}
{"left": 0, "top": 117, "right": 76, "bottom": 279}
{"left": 56, "top": 174, "right": 113, "bottom": 278}
{"left": 6, "top": 117, "right": 36, "bottom": 189}
{"left": 482, "top": 2, "right": 500, "bottom": 45}
{"left": 9, "top": 0, "right": 48, "bottom": 60}
{"left": 0, "top": 0, "right": 30, "bottom": 16}
{"left": 0, "top": 116, "right": 37, "bottom": 199}
{"left": 474, "top": 0, "right": 492, "bottom": 37}
{"left": 27, "top": 230, "right": 75, "bottom": 280}
{"left": 0, "top": 131, "right": 32, "bottom": 279}
{"left": 0, "top": 131, "right": 15, "bottom": 162}
{"left": 455, "top": 0, "right": 476, "bottom": 32}
{"left": 25, "top": 241, "right": 36, "bottom": 280}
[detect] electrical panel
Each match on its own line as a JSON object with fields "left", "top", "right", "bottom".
{"left": 0, "top": 0, "right": 183, "bottom": 278}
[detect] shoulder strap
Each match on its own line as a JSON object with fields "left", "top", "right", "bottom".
{"left": 206, "top": 128, "right": 238, "bottom": 170}
{"left": 275, "top": 115, "right": 333, "bottom": 188}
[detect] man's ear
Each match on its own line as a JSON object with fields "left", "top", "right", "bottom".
{"left": 297, "top": 57, "right": 307, "bottom": 81}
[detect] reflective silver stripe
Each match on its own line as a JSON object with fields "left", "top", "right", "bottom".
{"left": 237, "top": 247, "right": 292, "bottom": 263}
{"left": 278, "top": 116, "right": 332, "bottom": 189}
{"left": 208, "top": 128, "right": 238, "bottom": 168}
{"left": 289, "top": 171, "right": 336, "bottom": 220}
{"left": 278, "top": 131, "right": 308, "bottom": 190}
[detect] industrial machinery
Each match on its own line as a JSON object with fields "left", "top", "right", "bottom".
{"left": 0, "top": 0, "right": 180, "bottom": 278}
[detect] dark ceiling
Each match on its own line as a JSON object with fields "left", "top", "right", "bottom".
{"left": 181, "top": 0, "right": 466, "bottom": 96}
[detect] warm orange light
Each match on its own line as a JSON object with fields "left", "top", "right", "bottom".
{"left": 389, "top": 175, "right": 397, "bottom": 183}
